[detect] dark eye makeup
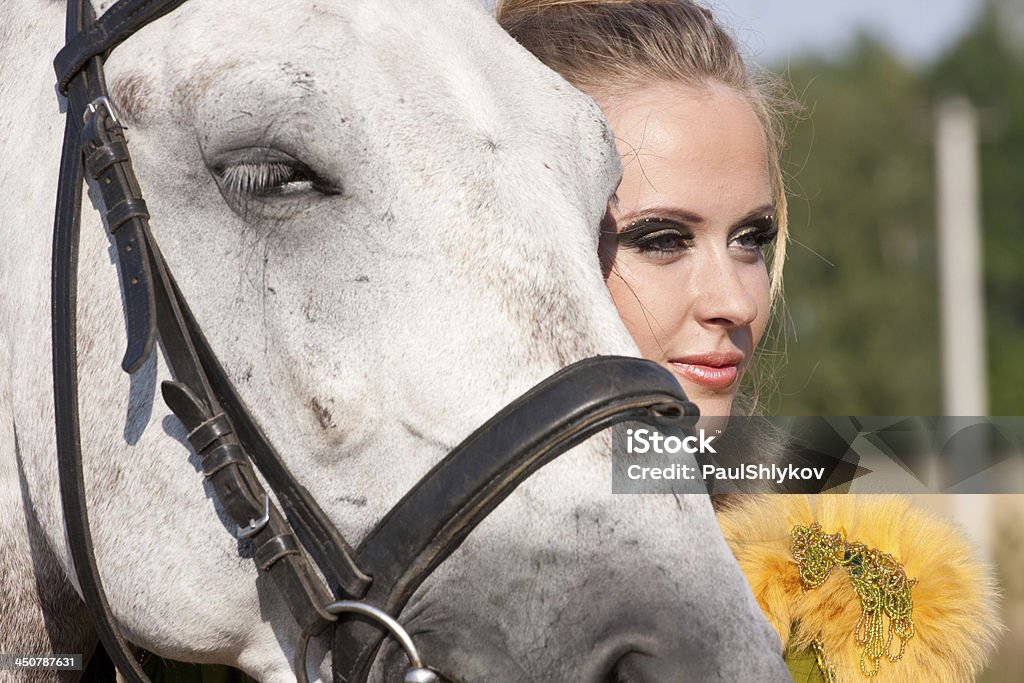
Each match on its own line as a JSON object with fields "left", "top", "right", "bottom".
{"left": 616, "top": 213, "right": 777, "bottom": 258}
{"left": 730, "top": 215, "right": 777, "bottom": 250}
{"left": 617, "top": 217, "right": 693, "bottom": 255}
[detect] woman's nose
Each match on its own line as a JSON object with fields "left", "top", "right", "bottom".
{"left": 692, "top": 256, "right": 759, "bottom": 328}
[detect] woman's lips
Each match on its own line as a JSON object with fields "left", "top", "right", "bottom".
{"left": 668, "top": 354, "right": 743, "bottom": 390}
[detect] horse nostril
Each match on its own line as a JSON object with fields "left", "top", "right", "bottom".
{"left": 602, "top": 668, "right": 626, "bottom": 683}
{"left": 601, "top": 652, "right": 637, "bottom": 683}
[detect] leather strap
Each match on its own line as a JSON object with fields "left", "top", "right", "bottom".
{"left": 77, "top": 88, "right": 155, "bottom": 372}
{"left": 162, "top": 269, "right": 372, "bottom": 600}
{"left": 55, "top": 0, "right": 189, "bottom": 94}
{"left": 53, "top": 1, "right": 365, "bottom": 679}
{"left": 53, "top": 1, "right": 154, "bottom": 679}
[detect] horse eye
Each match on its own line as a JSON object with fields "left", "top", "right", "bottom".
{"left": 216, "top": 160, "right": 340, "bottom": 198}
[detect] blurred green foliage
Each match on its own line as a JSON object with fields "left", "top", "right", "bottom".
{"left": 761, "top": 4, "right": 1024, "bottom": 416}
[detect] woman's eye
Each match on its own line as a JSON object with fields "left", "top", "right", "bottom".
{"left": 637, "top": 230, "right": 690, "bottom": 253}
{"left": 731, "top": 220, "right": 777, "bottom": 251}
{"left": 733, "top": 230, "right": 763, "bottom": 250}
{"left": 618, "top": 219, "right": 693, "bottom": 257}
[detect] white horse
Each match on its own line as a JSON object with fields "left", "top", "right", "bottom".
{"left": 0, "top": 0, "right": 790, "bottom": 680}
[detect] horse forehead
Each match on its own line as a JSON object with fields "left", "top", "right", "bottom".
{"left": 116, "top": 0, "right": 518, "bottom": 82}
{"left": 103, "top": 0, "right": 619, "bottom": 198}
{"left": 106, "top": 1, "right": 585, "bottom": 121}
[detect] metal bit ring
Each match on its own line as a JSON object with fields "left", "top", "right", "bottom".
{"left": 325, "top": 601, "right": 439, "bottom": 682}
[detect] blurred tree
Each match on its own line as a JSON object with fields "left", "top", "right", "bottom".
{"left": 759, "top": 6, "right": 1024, "bottom": 416}
{"left": 759, "top": 34, "right": 941, "bottom": 415}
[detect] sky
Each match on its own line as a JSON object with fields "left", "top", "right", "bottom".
{"left": 696, "top": 0, "right": 983, "bottom": 66}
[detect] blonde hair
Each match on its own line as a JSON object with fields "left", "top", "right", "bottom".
{"left": 497, "top": 0, "right": 792, "bottom": 303}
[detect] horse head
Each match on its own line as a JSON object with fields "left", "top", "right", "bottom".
{"left": 0, "top": 1, "right": 789, "bottom": 680}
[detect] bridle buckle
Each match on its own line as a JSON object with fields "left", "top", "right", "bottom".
{"left": 236, "top": 495, "right": 271, "bottom": 540}
{"left": 83, "top": 95, "right": 125, "bottom": 128}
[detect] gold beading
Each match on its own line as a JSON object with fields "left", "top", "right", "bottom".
{"left": 791, "top": 522, "right": 917, "bottom": 677}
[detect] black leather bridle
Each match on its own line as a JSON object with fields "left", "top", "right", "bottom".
{"left": 51, "top": 0, "right": 698, "bottom": 681}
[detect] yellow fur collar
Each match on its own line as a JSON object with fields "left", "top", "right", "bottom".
{"left": 716, "top": 495, "right": 1001, "bottom": 682}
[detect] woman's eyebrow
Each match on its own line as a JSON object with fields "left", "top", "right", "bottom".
{"left": 622, "top": 206, "right": 707, "bottom": 224}
{"left": 734, "top": 204, "right": 775, "bottom": 227}
{"left": 618, "top": 204, "right": 774, "bottom": 227}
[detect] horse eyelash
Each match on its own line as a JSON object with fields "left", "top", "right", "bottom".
{"left": 217, "top": 161, "right": 301, "bottom": 196}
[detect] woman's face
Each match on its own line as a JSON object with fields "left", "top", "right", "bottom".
{"left": 599, "top": 81, "right": 773, "bottom": 425}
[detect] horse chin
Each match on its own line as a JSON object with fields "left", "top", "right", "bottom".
{"left": 368, "top": 609, "right": 784, "bottom": 683}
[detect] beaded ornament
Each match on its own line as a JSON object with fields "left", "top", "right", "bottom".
{"left": 791, "top": 522, "right": 917, "bottom": 678}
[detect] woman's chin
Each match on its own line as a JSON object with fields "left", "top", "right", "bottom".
{"left": 686, "top": 393, "right": 734, "bottom": 435}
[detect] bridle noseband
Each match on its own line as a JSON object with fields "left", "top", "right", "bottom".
{"left": 50, "top": 1, "right": 699, "bottom": 681}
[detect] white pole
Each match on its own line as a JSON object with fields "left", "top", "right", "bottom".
{"left": 935, "top": 97, "right": 990, "bottom": 558}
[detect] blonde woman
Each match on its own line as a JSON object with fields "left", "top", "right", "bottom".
{"left": 498, "top": 1, "right": 1000, "bottom": 680}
